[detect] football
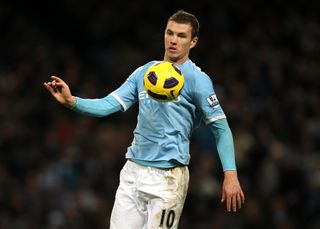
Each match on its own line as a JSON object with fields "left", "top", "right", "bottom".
{"left": 143, "top": 61, "right": 184, "bottom": 101}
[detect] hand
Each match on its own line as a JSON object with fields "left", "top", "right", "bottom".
{"left": 43, "top": 76, "right": 76, "bottom": 108}
{"left": 221, "top": 170, "right": 245, "bottom": 212}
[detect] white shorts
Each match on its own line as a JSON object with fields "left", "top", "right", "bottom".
{"left": 110, "top": 160, "right": 189, "bottom": 229}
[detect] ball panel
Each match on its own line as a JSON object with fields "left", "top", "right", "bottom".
{"left": 147, "top": 90, "right": 168, "bottom": 100}
{"left": 170, "top": 90, "right": 175, "bottom": 98}
{"left": 147, "top": 71, "right": 158, "bottom": 85}
{"left": 172, "top": 64, "right": 182, "bottom": 75}
{"left": 163, "top": 77, "right": 179, "bottom": 89}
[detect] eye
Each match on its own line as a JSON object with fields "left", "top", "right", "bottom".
{"left": 178, "top": 33, "right": 187, "bottom": 38}
{"left": 166, "top": 29, "right": 174, "bottom": 36}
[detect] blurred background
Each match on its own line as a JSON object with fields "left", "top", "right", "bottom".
{"left": 1, "top": 0, "right": 319, "bottom": 228}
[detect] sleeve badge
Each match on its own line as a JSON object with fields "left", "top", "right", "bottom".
{"left": 207, "top": 94, "right": 220, "bottom": 108}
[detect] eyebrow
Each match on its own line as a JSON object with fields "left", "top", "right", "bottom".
{"left": 166, "top": 28, "right": 188, "bottom": 36}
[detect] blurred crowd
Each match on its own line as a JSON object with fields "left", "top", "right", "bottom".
{"left": 0, "top": 0, "right": 319, "bottom": 228}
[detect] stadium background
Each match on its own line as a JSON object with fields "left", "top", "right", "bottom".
{"left": 1, "top": 0, "right": 319, "bottom": 228}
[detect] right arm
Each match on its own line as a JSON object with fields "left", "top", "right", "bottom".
{"left": 43, "top": 76, "right": 121, "bottom": 117}
{"left": 71, "top": 95, "right": 121, "bottom": 117}
{"left": 44, "top": 65, "right": 146, "bottom": 116}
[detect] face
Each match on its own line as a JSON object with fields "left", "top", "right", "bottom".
{"left": 164, "top": 21, "right": 198, "bottom": 65}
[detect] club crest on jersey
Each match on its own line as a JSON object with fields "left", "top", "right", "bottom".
{"left": 207, "top": 94, "right": 220, "bottom": 108}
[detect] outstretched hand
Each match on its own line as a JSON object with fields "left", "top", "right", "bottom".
{"left": 221, "top": 171, "right": 245, "bottom": 212}
{"left": 43, "top": 76, "right": 76, "bottom": 108}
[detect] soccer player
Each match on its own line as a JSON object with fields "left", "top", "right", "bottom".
{"left": 44, "top": 10, "right": 245, "bottom": 229}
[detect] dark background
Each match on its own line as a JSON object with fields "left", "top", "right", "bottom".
{"left": 1, "top": 0, "right": 319, "bottom": 228}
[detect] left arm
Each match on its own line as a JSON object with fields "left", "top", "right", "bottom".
{"left": 190, "top": 71, "right": 245, "bottom": 211}
{"left": 209, "top": 118, "right": 245, "bottom": 212}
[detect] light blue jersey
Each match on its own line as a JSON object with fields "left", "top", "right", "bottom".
{"left": 111, "top": 59, "right": 226, "bottom": 167}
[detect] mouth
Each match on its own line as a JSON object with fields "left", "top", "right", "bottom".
{"left": 168, "top": 46, "right": 177, "bottom": 54}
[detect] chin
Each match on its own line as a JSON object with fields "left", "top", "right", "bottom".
{"left": 167, "top": 55, "right": 180, "bottom": 63}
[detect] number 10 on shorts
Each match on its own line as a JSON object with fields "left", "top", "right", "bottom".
{"left": 159, "top": 209, "right": 175, "bottom": 228}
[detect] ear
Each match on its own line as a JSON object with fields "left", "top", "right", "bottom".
{"left": 190, "top": 37, "right": 198, "bottom": 49}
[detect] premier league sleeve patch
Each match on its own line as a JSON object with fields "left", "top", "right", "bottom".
{"left": 207, "top": 94, "right": 220, "bottom": 108}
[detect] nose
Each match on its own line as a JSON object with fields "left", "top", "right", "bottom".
{"left": 169, "top": 35, "right": 177, "bottom": 44}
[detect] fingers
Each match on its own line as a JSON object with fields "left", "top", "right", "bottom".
{"left": 44, "top": 76, "right": 65, "bottom": 92}
{"left": 50, "top": 78, "right": 62, "bottom": 88}
{"left": 224, "top": 190, "right": 245, "bottom": 212}
{"left": 45, "top": 76, "right": 63, "bottom": 88}
{"left": 51, "top": 75, "right": 63, "bottom": 83}
{"left": 232, "top": 195, "right": 237, "bottom": 212}
{"left": 43, "top": 82, "right": 56, "bottom": 94}
{"left": 226, "top": 196, "right": 231, "bottom": 212}
{"left": 43, "top": 76, "right": 74, "bottom": 106}
{"left": 237, "top": 193, "right": 242, "bottom": 210}
{"left": 43, "top": 79, "right": 61, "bottom": 94}
{"left": 221, "top": 191, "right": 225, "bottom": 203}
{"left": 241, "top": 189, "right": 245, "bottom": 203}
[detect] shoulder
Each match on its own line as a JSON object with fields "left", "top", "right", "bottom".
{"left": 181, "top": 60, "right": 213, "bottom": 86}
{"left": 133, "top": 61, "right": 159, "bottom": 74}
{"left": 128, "top": 60, "right": 159, "bottom": 80}
{"left": 182, "top": 60, "right": 211, "bottom": 78}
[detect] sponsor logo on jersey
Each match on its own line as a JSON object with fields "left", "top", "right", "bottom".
{"left": 207, "top": 94, "right": 220, "bottom": 108}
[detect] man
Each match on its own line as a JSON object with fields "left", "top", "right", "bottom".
{"left": 44, "top": 10, "right": 244, "bottom": 229}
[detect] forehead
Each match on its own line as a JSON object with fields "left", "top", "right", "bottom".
{"left": 166, "top": 21, "right": 192, "bottom": 34}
